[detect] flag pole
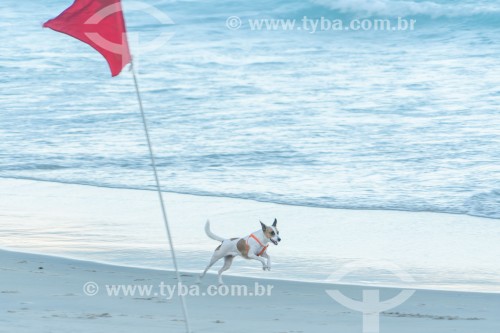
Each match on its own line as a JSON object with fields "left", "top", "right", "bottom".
{"left": 130, "top": 59, "right": 192, "bottom": 333}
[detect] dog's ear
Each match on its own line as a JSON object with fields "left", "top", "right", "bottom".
{"left": 272, "top": 218, "right": 277, "bottom": 227}
{"left": 260, "top": 221, "right": 267, "bottom": 231}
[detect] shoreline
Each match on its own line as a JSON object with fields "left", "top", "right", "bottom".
{"left": 1, "top": 248, "right": 499, "bottom": 333}
{"left": 1, "top": 177, "right": 499, "bottom": 293}
{"left": 2, "top": 175, "right": 498, "bottom": 221}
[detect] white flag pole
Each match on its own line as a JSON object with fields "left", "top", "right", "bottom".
{"left": 130, "top": 59, "right": 192, "bottom": 333}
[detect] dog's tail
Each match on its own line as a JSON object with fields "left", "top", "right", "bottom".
{"left": 205, "top": 220, "right": 225, "bottom": 242}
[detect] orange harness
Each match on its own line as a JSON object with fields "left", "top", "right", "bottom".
{"left": 246, "top": 234, "right": 269, "bottom": 256}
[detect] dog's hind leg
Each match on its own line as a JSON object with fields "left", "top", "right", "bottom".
{"left": 217, "top": 255, "right": 234, "bottom": 285}
{"left": 199, "top": 251, "right": 224, "bottom": 282}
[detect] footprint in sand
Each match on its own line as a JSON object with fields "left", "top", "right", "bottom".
{"left": 382, "top": 312, "right": 484, "bottom": 321}
{"left": 84, "top": 313, "right": 112, "bottom": 319}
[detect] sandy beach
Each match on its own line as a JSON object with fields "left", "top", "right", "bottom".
{"left": 1, "top": 248, "right": 499, "bottom": 333}
{"left": 1, "top": 178, "right": 499, "bottom": 332}
{"left": 1, "top": 177, "right": 500, "bottom": 331}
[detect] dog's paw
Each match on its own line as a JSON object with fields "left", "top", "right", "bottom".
{"left": 262, "top": 266, "right": 271, "bottom": 271}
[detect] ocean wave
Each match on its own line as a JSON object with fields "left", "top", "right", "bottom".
{"left": 156, "top": 0, "right": 500, "bottom": 24}
{"left": 310, "top": 0, "right": 500, "bottom": 18}
{"left": 2, "top": 164, "right": 69, "bottom": 171}
{"left": 2, "top": 176, "right": 498, "bottom": 220}
{"left": 465, "top": 190, "right": 500, "bottom": 219}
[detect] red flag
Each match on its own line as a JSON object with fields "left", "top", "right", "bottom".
{"left": 43, "top": 0, "right": 132, "bottom": 77}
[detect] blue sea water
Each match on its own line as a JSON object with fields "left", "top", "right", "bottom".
{"left": 1, "top": 0, "right": 500, "bottom": 218}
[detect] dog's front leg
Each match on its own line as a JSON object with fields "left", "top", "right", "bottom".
{"left": 248, "top": 253, "right": 269, "bottom": 270}
{"left": 261, "top": 252, "right": 271, "bottom": 271}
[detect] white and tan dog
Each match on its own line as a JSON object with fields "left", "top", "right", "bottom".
{"left": 199, "top": 219, "right": 281, "bottom": 285}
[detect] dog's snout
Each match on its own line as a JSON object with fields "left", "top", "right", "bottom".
{"left": 278, "top": 237, "right": 281, "bottom": 242}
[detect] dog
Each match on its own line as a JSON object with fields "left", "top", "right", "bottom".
{"left": 199, "top": 219, "right": 281, "bottom": 285}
